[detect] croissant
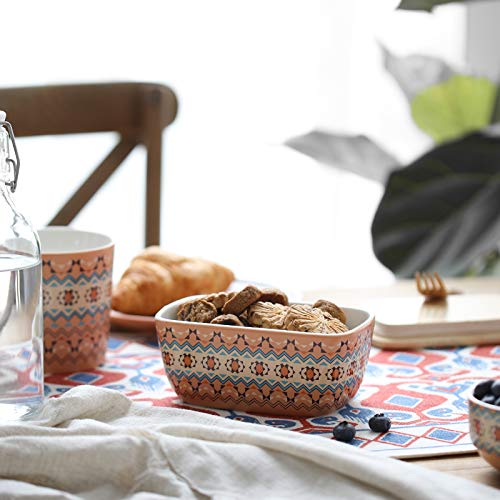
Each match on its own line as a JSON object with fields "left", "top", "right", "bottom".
{"left": 112, "top": 247, "right": 235, "bottom": 315}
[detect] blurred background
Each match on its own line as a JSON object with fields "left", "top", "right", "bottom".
{"left": 2, "top": 0, "right": 498, "bottom": 292}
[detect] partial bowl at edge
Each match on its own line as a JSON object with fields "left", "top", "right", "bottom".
{"left": 469, "top": 392, "right": 500, "bottom": 470}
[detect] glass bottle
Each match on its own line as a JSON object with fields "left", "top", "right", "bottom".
{"left": 0, "top": 111, "right": 43, "bottom": 420}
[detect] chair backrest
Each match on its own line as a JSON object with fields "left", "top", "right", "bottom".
{"left": 0, "top": 82, "right": 178, "bottom": 246}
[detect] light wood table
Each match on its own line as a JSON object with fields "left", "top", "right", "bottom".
{"left": 304, "top": 277, "right": 500, "bottom": 489}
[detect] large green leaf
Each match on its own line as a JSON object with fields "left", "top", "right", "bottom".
{"left": 398, "top": 0, "right": 474, "bottom": 11}
{"left": 372, "top": 131, "right": 500, "bottom": 278}
{"left": 383, "top": 47, "right": 500, "bottom": 138}
{"left": 411, "top": 75, "right": 497, "bottom": 143}
{"left": 285, "top": 131, "right": 398, "bottom": 183}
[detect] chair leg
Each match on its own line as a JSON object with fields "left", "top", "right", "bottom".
{"left": 145, "top": 89, "right": 163, "bottom": 247}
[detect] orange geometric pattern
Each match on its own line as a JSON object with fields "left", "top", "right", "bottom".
{"left": 42, "top": 246, "right": 113, "bottom": 374}
{"left": 157, "top": 320, "right": 374, "bottom": 417}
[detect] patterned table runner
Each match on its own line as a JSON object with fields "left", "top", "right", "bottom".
{"left": 45, "top": 336, "right": 500, "bottom": 458}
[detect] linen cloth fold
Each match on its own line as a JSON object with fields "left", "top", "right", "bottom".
{"left": 0, "top": 386, "right": 494, "bottom": 499}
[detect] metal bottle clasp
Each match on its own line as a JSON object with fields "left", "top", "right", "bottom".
{"left": 0, "top": 120, "right": 20, "bottom": 193}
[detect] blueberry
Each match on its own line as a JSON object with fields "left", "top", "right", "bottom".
{"left": 333, "top": 421, "right": 356, "bottom": 443}
{"left": 482, "top": 394, "right": 496, "bottom": 405}
{"left": 369, "top": 413, "right": 392, "bottom": 433}
{"left": 473, "top": 380, "right": 493, "bottom": 400}
{"left": 491, "top": 380, "right": 500, "bottom": 397}
{"left": 495, "top": 396, "right": 500, "bottom": 407}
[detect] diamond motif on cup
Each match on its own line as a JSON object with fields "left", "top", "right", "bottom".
{"left": 57, "top": 289, "right": 80, "bottom": 306}
{"left": 85, "top": 286, "right": 101, "bottom": 303}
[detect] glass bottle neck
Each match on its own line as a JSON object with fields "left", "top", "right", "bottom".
{"left": 0, "top": 120, "right": 19, "bottom": 193}
{"left": 0, "top": 127, "right": 16, "bottom": 211}
{"left": 0, "top": 126, "right": 9, "bottom": 186}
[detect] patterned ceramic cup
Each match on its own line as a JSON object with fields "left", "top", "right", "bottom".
{"left": 38, "top": 227, "right": 113, "bottom": 374}
{"left": 469, "top": 392, "right": 500, "bottom": 470}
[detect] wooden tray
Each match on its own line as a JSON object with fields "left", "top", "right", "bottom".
{"left": 366, "top": 294, "right": 500, "bottom": 349}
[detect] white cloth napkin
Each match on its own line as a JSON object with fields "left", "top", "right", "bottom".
{"left": 0, "top": 386, "right": 494, "bottom": 499}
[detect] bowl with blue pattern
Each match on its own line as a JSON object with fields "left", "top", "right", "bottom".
{"left": 155, "top": 297, "right": 374, "bottom": 417}
{"left": 469, "top": 382, "right": 500, "bottom": 470}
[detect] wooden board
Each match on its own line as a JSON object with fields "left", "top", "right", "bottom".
{"left": 372, "top": 329, "right": 500, "bottom": 349}
{"left": 363, "top": 294, "right": 500, "bottom": 349}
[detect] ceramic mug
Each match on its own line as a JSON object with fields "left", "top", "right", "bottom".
{"left": 38, "top": 227, "right": 114, "bottom": 374}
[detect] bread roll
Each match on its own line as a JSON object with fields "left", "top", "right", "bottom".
{"left": 112, "top": 247, "right": 234, "bottom": 315}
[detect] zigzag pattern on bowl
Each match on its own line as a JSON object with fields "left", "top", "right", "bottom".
{"left": 157, "top": 322, "right": 373, "bottom": 416}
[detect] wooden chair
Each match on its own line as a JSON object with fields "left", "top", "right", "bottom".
{"left": 0, "top": 82, "right": 178, "bottom": 246}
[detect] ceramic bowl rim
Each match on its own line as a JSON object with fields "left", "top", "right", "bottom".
{"left": 468, "top": 392, "right": 500, "bottom": 412}
{"left": 155, "top": 295, "right": 375, "bottom": 338}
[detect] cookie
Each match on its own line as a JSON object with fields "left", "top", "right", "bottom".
{"left": 210, "top": 314, "right": 244, "bottom": 326}
{"left": 238, "top": 309, "right": 251, "bottom": 326}
{"left": 325, "top": 316, "right": 349, "bottom": 334}
{"left": 313, "top": 299, "right": 346, "bottom": 324}
{"left": 284, "top": 304, "right": 348, "bottom": 334}
{"left": 222, "top": 285, "right": 262, "bottom": 315}
{"left": 205, "top": 292, "right": 231, "bottom": 311}
{"left": 177, "top": 299, "right": 217, "bottom": 323}
{"left": 259, "top": 288, "right": 289, "bottom": 306}
{"left": 246, "top": 301, "right": 288, "bottom": 330}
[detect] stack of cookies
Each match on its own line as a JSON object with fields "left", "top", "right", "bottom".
{"left": 177, "top": 285, "right": 348, "bottom": 334}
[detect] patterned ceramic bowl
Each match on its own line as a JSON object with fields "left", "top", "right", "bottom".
{"left": 469, "top": 392, "right": 500, "bottom": 470}
{"left": 155, "top": 297, "right": 374, "bottom": 417}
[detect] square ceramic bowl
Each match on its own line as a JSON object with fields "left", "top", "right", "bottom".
{"left": 155, "top": 297, "right": 374, "bottom": 417}
{"left": 469, "top": 392, "right": 500, "bottom": 470}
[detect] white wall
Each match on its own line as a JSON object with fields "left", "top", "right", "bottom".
{"left": 2, "top": 0, "right": 466, "bottom": 293}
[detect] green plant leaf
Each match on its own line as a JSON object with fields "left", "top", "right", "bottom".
{"left": 372, "top": 131, "right": 500, "bottom": 277}
{"left": 398, "top": 0, "right": 472, "bottom": 11}
{"left": 382, "top": 45, "right": 454, "bottom": 100}
{"left": 285, "top": 131, "right": 398, "bottom": 183}
{"left": 411, "top": 75, "right": 497, "bottom": 143}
